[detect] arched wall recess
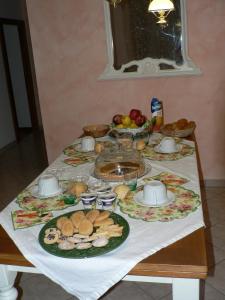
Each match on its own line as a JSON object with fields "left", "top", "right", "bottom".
{"left": 100, "top": 0, "right": 201, "bottom": 79}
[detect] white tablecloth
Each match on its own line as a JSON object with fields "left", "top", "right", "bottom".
{"left": 0, "top": 138, "right": 204, "bottom": 300}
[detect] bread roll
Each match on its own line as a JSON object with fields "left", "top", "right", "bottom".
{"left": 95, "top": 143, "right": 104, "bottom": 154}
{"left": 136, "top": 140, "right": 146, "bottom": 151}
{"left": 113, "top": 184, "right": 130, "bottom": 200}
{"left": 69, "top": 182, "right": 88, "bottom": 197}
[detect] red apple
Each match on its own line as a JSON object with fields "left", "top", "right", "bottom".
{"left": 135, "top": 115, "right": 146, "bottom": 127}
{"left": 129, "top": 109, "right": 141, "bottom": 120}
{"left": 112, "top": 114, "right": 123, "bottom": 125}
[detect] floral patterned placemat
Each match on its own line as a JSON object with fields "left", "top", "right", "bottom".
{"left": 149, "top": 134, "right": 182, "bottom": 145}
{"left": 63, "top": 141, "right": 114, "bottom": 158}
{"left": 63, "top": 145, "right": 96, "bottom": 159}
{"left": 64, "top": 157, "right": 94, "bottom": 167}
{"left": 12, "top": 210, "right": 53, "bottom": 230}
{"left": 118, "top": 184, "right": 201, "bottom": 222}
{"left": 143, "top": 172, "right": 189, "bottom": 186}
{"left": 142, "top": 143, "right": 195, "bottom": 161}
{"left": 16, "top": 180, "right": 79, "bottom": 212}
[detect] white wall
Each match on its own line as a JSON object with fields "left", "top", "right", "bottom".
{"left": 0, "top": 45, "right": 16, "bottom": 149}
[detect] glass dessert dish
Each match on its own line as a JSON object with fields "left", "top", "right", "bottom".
{"left": 93, "top": 143, "right": 146, "bottom": 182}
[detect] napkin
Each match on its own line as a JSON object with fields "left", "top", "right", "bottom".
{"left": 11, "top": 210, "right": 53, "bottom": 229}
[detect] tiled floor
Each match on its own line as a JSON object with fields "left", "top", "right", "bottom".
{"left": 1, "top": 133, "right": 225, "bottom": 300}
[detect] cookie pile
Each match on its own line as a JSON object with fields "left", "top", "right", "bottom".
{"left": 43, "top": 209, "right": 124, "bottom": 250}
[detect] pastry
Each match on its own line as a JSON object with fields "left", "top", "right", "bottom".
{"left": 108, "top": 231, "right": 122, "bottom": 237}
{"left": 95, "top": 211, "right": 110, "bottom": 222}
{"left": 70, "top": 211, "right": 85, "bottom": 228}
{"left": 92, "top": 237, "right": 109, "bottom": 248}
{"left": 95, "top": 143, "right": 104, "bottom": 154}
{"left": 176, "top": 118, "right": 188, "bottom": 130}
{"left": 73, "top": 233, "right": 90, "bottom": 239}
{"left": 76, "top": 242, "right": 92, "bottom": 250}
{"left": 136, "top": 140, "right": 146, "bottom": 151}
{"left": 61, "top": 219, "right": 74, "bottom": 236}
{"left": 94, "top": 217, "right": 114, "bottom": 227}
{"left": 95, "top": 161, "right": 144, "bottom": 181}
{"left": 86, "top": 209, "right": 100, "bottom": 223}
{"left": 56, "top": 216, "right": 68, "bottom": 230}
{"left": 113, "top": 184, "right": 130, "bottom": 200}
{"left": 67, "top": 236, "right": 82, "bottom": 243}
{"left": 45, "top": 227, "right": 60, "bottom": 235}
{"left": 57, "top": 235, "right": 67, "bottom": 244}
{"left": 69, "top": 182, "right": 88, "bottom": 197}
{"left": 58, "top": 240, "right": 76, "bottom": 250}
{"left": 78, "top": 218, "right": 94, "bottom": 236}
{"left": 98, "top": 224, "right": 123, "bottom": 233}
{"left": 44, "top": 232, "right": 59, "bottom": 244}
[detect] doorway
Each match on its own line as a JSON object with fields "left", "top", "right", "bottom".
{"left": 0, "top": 17, "right": 47, "bottom": 163}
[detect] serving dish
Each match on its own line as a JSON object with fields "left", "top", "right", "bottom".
{"left": 83, "top": 124, "right": 110, "bottom": 138}
{"left": 39, "top": 210, "right": 129, "bottom": 258}
{"left": 92, "top": 159, "right": 152, "bottom": 182}
{"left": 161, "top": 120, "right": 196, "bottom": 138}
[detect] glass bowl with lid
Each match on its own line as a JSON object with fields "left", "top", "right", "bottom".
{"left": 93, "top": 143, "right": 146, "bottom": 182}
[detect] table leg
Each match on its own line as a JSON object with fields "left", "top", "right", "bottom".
{"left": 172, "top": 278, "right": 200, "bottom": 300}
{"left": 0, "top": 266, "right": 18, "bottom": 300}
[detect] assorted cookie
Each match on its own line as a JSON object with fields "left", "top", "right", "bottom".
{"left": 43, "top": 209, "right": 124, "bottom": 250}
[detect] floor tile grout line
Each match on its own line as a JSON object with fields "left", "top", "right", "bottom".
{"left": 133, "top": 281, "right": 166, "bottom": 300}
{"left": 205, "top": 281, "right": 225, "bottom": 297}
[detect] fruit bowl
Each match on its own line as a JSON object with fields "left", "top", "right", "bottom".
{"left": 83, "top": 124, "right": 110, "bottom": 138}
{"left": 111, "top": 124, "right": 148, "bottom": 135}
{"left": 109, "top": 123, "right": 151, "bottom": 143}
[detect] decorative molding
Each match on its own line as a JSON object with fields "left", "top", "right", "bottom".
{"left": 100, "top": 0, "right": 201, "bottom": 80}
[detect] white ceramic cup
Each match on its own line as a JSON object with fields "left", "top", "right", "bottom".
{"left": 159, "top": 137, "right": 177, "bottom": 153}
{"left": 143, "top": 180, "right": 168, "bottom": 206}
{"left": 38, "top": 174, "right": 61, "bottom": 197}
{"left": 81, "top": 136, "right": 95, "bottom": 151}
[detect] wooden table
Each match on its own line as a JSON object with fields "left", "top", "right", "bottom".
{"left": 0, "top": 134, "right": 208, "bottom": 300}
{"left": 0, "top": 224, "right": 207, "bottom": 300}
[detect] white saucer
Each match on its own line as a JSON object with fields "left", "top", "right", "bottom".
{"left": 134, "top": 190, "right": 175, "bottom": 207}
{"left": 30, "top": 185, "right": 63, "bottom": 199}
{"left": 154, "top": 144, "right": 181, "bottom": 154}
{"left": 74, "top": 144, "right": 95, "bottom": 153}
